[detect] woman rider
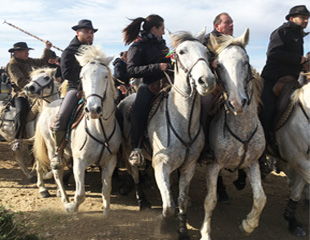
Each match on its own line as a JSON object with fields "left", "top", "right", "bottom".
{"left": 123, "top": 14, "right": 172, "bottom": 166}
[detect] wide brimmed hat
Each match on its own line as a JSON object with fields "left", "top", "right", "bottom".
{"left": 72, "top": 19, "right": 98, "bottom": 32}
{"left": 285, "top": 5, "right": 310, "bottom": 20}
{"left": 8, "top": 42, "right": 34, "bottom": 53}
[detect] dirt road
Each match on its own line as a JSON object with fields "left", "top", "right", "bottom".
{"left": 0, "top": 142, "right": 308, "bottom": 240}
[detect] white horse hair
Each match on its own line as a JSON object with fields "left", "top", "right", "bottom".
{"left": 0, "top": 67, "right": 60, "bottom": 182}
{"left": 271, "top": 81, "right": 310, "bottom": 236}
{"left": 33, "top": 46, "right": 121, "bottom": 215}
{"left": 118, "top": 29, "right": 216, "bottom": 239}
{"left": 200, "top": 29, "right": 266, "bottom": 240}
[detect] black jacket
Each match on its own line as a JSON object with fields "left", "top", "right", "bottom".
{"left": 113, "top": 58, "right": 130, "bottom": 86}
{"left": 126, "top": 32, "right": 170, "bottom": 85}
{"left": 61, "top": 36, "right": 83, "bottom": 90}
{"left": 261, "top": 21, "right": 306, "bottom": 81}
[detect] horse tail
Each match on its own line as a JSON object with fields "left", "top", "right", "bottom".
{"left": 59, "top": 80, "right": 68, "bottom": 98}
{"left": 33, "top": 124, "right": 50, "bottom": 171}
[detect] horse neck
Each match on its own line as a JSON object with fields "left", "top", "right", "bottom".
{"left": 169, "top": 73, "right": 201, "bottom": 126}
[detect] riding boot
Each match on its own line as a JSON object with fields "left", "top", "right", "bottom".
{"left": 129, "top": 84, "right": 155, "bottom": 167}
{"left": 198, "top": 94, "right": 215, "bottom": 164}
{"left": 258, "top": 152, "right": 272, "bottom": 180}
{"left": 51, "top": 130, "right": 66, "bottom": 170}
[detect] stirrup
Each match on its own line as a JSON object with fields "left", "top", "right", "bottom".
{"left": 129, "top": 148, "right": 145, "bottom": 167}
{"left": 51, "top": 154, "right": 63, "bottom": 170}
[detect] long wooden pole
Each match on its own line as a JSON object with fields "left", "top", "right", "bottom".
{"left": 3, "top": 20, "right": 63, "bottom": 52}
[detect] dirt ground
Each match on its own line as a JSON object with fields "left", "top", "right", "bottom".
{"left": 0, "top": 141, "right": 309, "bottom": 240}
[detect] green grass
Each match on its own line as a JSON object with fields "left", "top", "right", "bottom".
{"left": 0, "top": 205, "right": 41, "bottom": 240}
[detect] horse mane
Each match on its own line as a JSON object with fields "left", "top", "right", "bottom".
{"left": 208, "top": 34, "right": 247, "bottom": 55}
{"left": 76, "top": 45, "right": 117, "bottom": 100}
{"left": 251, "top": 67, "right": 263, "bottom": 106}
{"left": 291, "top": 82, "right": 310, "bottom": 106}
{"left": 29, "top": 67, "right": 55, "bottom": 78}
{"left": 170, "top": 31, "right": 198, "bottom": 49}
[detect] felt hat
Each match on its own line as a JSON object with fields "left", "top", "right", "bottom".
{"left": 72, "top": 19, "right": 98, "bottom": 32}
{"left": 285, "top": 5, "right": 310, "bottom": 20}
{"left": 8, "top": 42, "right": 34, "bottom": 53}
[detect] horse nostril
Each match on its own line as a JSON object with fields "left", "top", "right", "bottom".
{"left": 198, "top": 77, "right": 204, "bottom": 85}
{"left": 242, "top": 98, "right": 247, "bottom": 108}
{"left": 85, "top": 107, "right": 89, "bottom": 113}
{"left": 96, "top": 106, "right": 102, "bottom": 114}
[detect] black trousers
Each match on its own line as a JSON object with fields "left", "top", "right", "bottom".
{"left": 259, "top": 79, "right": 276, "bottom": 143}
{"left": 130, "top": 83, "right": 155, "bottom": 149}
{"left": 14, "top": 97, "right": 30, "bottom": 139}
{"left": 53, "top": 89, "right": 79, "bottom": 131}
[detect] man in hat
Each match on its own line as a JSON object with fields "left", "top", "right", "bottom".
{"left": 6, "top": 41, "right": 54, "bottom": 150}
{"left": 51, "top": 19, "right": 98, "bottom": 169}
{"left": 260, "top": 5, "right": 309, "bottom": 145}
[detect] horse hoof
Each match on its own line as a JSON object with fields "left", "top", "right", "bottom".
{"left": 65, "top": 203, "right": 77, "bottom": 213}
{"left": 233, "top": 179, "right": 246, "bottom": 190}
{"left": 28, "top": 176, "right": 37, "bottom": 184}
{"left": 218, "top": 191, "right": 230, "bottom": 204}
{"left": 40, "top": 190, "right": 51, "bottom": 198}
{"left": 290, "top": 226, "right": 306, "bottom": 237}
{"left": 139, "top": 200, "right": 151, "bottom": 211}
{"left": 179, "top": 234, "right": 190, "bottom": 240}
{"left": 239, "top": 220, "right": 253, "bottom": 236}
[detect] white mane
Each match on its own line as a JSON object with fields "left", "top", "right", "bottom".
{"left": 76, "top": 45, "right": 112, "bottom": 67}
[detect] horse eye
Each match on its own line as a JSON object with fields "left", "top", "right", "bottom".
{"left": 44, "top": 76, "right": 50, "bottom": 81}
{"left": 179, "top": 50, "right": 185, "bottom": 55}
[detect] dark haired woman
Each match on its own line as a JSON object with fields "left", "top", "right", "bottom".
{"left": 123, "top": 14, "right": 171, "bottom": 166}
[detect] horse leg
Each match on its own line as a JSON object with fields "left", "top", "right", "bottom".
{"left": 178, "top": 161, "right": 196, "bottom": 239}
{"left": 100, "top": 156, "right": 117, "bottom": 216}
{"left": 36, "top": 161, "right": 50, "bottom": 198}
{"left": 241, "top": 162, "right": 266, "bottom": 235}
{"left": 284, "top": 175, "right": 307, "bottom": 237}
{"left": 153, "top": 162, "right": 175, "bottom": 218}
{"left": 200, "top": 164, "right": 220, "bottom": 240}
{"left": 12, "top": 149, "right": 36, "bottom": 183}
{"left": 217, "top": 172, "right": 230, "bottom": 204}
{"left": 233, "top": 169, "right": 247, "bottom": 191}
{"left": 65, "top": 160, "right": 86, "bottom": 213}
{"left": 52, "top": 167, "right": 69, "bottom": 210}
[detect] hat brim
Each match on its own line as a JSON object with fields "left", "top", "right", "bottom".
{"left": 286, "top": 13, "right": 310, "bottom": 20}
{"left": 8, "top": 47, "right": 34, "bottom": 53}
{"left": 72, "top": 26, "right": 98, "bottom": 32}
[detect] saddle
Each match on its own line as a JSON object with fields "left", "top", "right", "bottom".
{"left": 273, "top": 75, "right": 300, "bottom": 131}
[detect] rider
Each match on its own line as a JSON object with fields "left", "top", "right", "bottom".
{"left": 260, "top": 5, "right": 309, "bottom": 148}
{"left": 200, "top": 12, "right": 234, "bottom": 162}
{"left": 113, "top": 51, "right": 130, "bottom": 103}
{"left": 6, "top": 41, "right": 54, "bottom": 151}
{"left": 123, "top": 14, "right": 172, "bottom": 166}
{"left": 51, "top": 19, "right": 98, "bottom": 169}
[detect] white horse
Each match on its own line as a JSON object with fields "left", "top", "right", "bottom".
{"left": 118, "top": 30, "right": 216, "bottom": 239}
{"left": 33, "top": 46, "right": 121, "bottom": 215}
{"left": 200, "top": 29, "right": 266, "bottom": 240}
{"left": 269, "top": 82, "right": 310, "bottom": 236}
{"left": 0, "top": 68, "right": 60, "bottom": 182}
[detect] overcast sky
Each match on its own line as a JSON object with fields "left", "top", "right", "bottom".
{"left": 0, "top": 0, "right": 309, "bottom": 73}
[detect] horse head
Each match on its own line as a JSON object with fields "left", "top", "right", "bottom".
{"left": 169, "top": 29, "right": 216, "bottom": 96}
{"left": 209, "top": 28, "right": 252, "bottom": 115}
{"left": 24, "top": 67, "right": 58, "bottom": 101}
{"left": 76, "top": 45, "right": 115, "bottom": 119}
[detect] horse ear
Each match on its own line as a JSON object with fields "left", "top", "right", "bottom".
{"left": 106, "top": 56, "right": 114, "bottom": 65}
{"left": 237, "top": 28, "right": 249, "bottom": 47}
{"left": 168, "top": 30, "right": 177, "bottom": 48}
{"left": 195, "top": 27, "right": 206, "bottom": 43}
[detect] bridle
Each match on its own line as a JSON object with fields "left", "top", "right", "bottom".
{"left": 173, "top": 40, "right": 210, "bottom": 98}
{"left": 30, "top": 74, "right": 59, "bottom": 103}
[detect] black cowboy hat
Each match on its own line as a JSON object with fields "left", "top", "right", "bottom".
{"left": 8, "top": 42, "right": 34, "bottom": 53}
{"left": 285, "top": 5, "right": 310, "bottom": 20}
{"left": 72, "top": 19, "right": 98, "bottom": 32}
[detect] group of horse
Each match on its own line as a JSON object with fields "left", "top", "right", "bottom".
{"left": 0, "top": 28, "right": 309, "bottom": 240}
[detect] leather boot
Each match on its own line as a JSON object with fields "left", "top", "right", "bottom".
{"left": 51, "top": 130, "right": 66, "bottom": 170}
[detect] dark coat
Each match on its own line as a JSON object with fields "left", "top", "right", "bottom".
{"left": 261, "top": 21, "right": 306, "bottom": 82}
{"left": 126, "top": 32, "right": 170, "bottom": 85}
{"left": 113, "top": 58, "right": 130, "bottom": 86}
{"left": 61, "top": 36, "right": 83, "bottom": 90}
{"left": 6, "top": 48, "right": 53, "bottom": 97}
